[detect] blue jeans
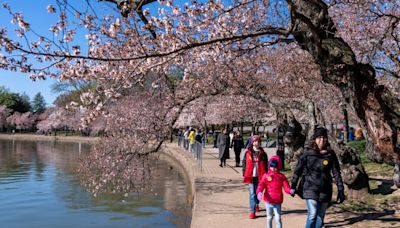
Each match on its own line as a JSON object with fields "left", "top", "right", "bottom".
{"left": 266, "top": 203, "right": 282, "bottom": 228}
{"left": 248, "top": 177, "right": 259, "bottom": 213}
{"left": 305, "top": 199, "right": 329, "bottom": 228}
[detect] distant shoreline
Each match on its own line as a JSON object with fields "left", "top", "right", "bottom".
{"left": 0, "top": 133, "right": 99, "bottom": 143}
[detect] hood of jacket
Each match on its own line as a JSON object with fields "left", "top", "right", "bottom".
{"left": 268, "top": 155, "right": 282, "bottom": 171}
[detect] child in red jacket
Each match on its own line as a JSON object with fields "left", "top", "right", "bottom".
{"left": 256, "top": 155, "right": 294, "bottom": 228}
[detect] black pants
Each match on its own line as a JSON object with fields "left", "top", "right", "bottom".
{"left": 234, "top": 149, "right": 241, "bottom": 165}
{"left": 220, "top": 149, "right": 229, "bottom": 165}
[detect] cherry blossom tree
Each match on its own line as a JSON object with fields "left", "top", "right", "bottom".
{"left": 175, "top": 95, "right": 274, "bottom": 129}
{"left": 0, "top": 0, "right": 399, "bottom": 191}
{"left": 6, "top": 111, "right": 36, "bottom": 131}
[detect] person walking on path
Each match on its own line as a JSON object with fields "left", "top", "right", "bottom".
{"left": 188, "top": 128, "right": 196, "bottom": 153}
{"left": 242, "top": 135, "right": 268, "bottom": 219}
{"left": 218, "top": 128, "right": 230, "bottom": 167}
{"left": 264, "top": 131, "right": 270, "bottom": 147}
{"left": 231, "top": 131, "right": 244, "bottom": 167}
{"left": 256, "top": 155, "right": 294, "bottom": 228}
{"left": 213, "top": 131, "right": 219, "bottom": 148}
{"left": 290, "top": 127, "right": 345, "bottom": 228}
{"left": 183, "top": 127, "right": 190, "bottom": 150}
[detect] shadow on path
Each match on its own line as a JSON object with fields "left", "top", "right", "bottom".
{"left": 370, "top": 178, "right": 396, "bottom": 195}
{"left": 325, "top": 209, "right": 399, "bottom": 227}
{"left": 282, "top": 209, "right": 308, "bottom": 215}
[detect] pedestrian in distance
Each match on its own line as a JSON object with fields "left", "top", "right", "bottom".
{"left": 195, "top": 129, "right": 202, "bottom": 144}
{"left": 231, "top": 131, "right": 244, "bottom": 167}
{"left": 183, "top": 127, "right": 190, "bottom": 150}
{"left": 290, "top": 127, "right": 345, "bottom": 228}
{"left": 217, "top": 128, "right": 230, "bottom": 167}
{"left": 213, "top": 131, "right": 219, "bottom": 148}
{"left": 188, "top": 128, "right": 196, "bottom": 153}
{"left": 242, "top": 135, "right": 268, "bottom": 219}
{"left": 256, "top": 155, "right": 294, "bottom": 228}
{"left": 265, "top": 130, "right": 270, "bottom": 147}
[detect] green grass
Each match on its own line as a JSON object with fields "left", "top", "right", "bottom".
{"left": 346, "top": 140, "right": 393, "bottom": 177}
{"left": 338, "top": 200, "right": 376, "bottom": 212}
{"left": 369, "top": 179, "right": 381, "bottom": 189}
{"left": 382, "top": 195, "right": 400, "bottom": 205}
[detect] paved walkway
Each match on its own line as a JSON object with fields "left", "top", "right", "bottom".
{"left": 189, "top": 145, "right": 307, "bottom": 228}
{"left": 181, "top": 145, "right": 400, "bottom": 228}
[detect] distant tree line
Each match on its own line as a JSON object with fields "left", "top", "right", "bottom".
{"left": 0, "top": 82, "right": 104, "bottom": 136}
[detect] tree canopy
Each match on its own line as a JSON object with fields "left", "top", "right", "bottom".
{"left": 0, "top": 86, "right": 31, "bottom": 113}
{"left": 31, "top": 92, "right": 46, "bottom": 113}
{"left": 0, "top": 0, "right": 398, "bottom": 193}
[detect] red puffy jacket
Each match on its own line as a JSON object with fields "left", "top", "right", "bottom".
{"left": 242, "top": 147, "right": 268, "bottom": 183}
{"left": 256, "top": 155, "right": 291, "bottom": 204}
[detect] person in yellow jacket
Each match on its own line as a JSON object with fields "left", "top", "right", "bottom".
{"left": 188, "top": 128, "right": 196, "bottom": 152}
{"left": 355, "top": 127, "right": 363, "bottom": 140}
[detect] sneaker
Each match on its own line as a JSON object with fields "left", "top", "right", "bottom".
{"left": 219, "top": 164, "right": 223, "bottom": 167}
{"left": 249, "top": 213, "right": 255, "bottom": 219}
{"left": 256, "top": 205, "right": 260, "bottom": 212}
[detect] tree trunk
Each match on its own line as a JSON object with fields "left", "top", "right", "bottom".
{"left": 283, "top": 112, "right": 306, "bottom": 171}
{"left": 204, "top": 120, "right": 208, "bottom": 143}
{"left": 329, "top": 140, "right": 370, "bottom": 200}
{"left": 275, "top": 110, "right": 288, "bottom": 170}
{"left": 342, "top": 105, "right": 349, "bottom": 143}
{"left": 292, "top": 0, "right": 400, "bottom": 186}
{"left": 394, "top": 164, "right": 400, "bottom": 187}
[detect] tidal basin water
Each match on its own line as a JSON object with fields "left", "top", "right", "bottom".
{"left": 0, "top": 139, "right": 192, "bottom": 228}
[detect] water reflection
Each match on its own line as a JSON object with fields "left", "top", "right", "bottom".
{"left": 0, "top": 139, "right": 191, "bottom": 227}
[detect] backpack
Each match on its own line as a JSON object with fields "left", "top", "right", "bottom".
{"left": 296, "top": 174, "right": 305, "bottom": 199}
{"left": 296, "top": 155, "right": 308, "bottom": 199}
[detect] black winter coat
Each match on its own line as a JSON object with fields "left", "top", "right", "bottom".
{"left": 291, "top": 147, "right": 344, "bottom": 202}
{"left": 231, "top": 136, "right": 244, "bottom": 152}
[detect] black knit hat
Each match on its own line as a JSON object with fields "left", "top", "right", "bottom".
{"left": 313, "top": 127, "right": 328, "bottom": 139}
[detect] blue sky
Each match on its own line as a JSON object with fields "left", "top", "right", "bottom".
{"left": 0, "top": 0, "right": 114, "bottom": 105}
{"left": 0, "top": 0, "right": 60, "bottom": 105}
{"left": 0, "top": 0, "right": 140, "bottom": 105}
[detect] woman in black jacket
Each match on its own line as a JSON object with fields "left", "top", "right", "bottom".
{"left": 290, "top": 127, "right": 345, "bottom": 228}
{"left": 231, "top": 131, "right": 244, "bottom": 167}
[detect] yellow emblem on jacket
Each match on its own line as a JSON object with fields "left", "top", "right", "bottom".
{"left": 267, "top": 176, "right": 272, "bottom": 182}
{"left": 323, "top": 160, "right": 329, "bottom": 165}
{"left": 248, "top": 155, "right": 252, "bottom": 160}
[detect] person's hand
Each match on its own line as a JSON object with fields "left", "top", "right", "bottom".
{"left": 257, "top": 192, "right": 263, "bottom": 201}
{"left": 337, "top": 190, "right": 345, "bottom": 204}
{"left": 290, "top": 189, "right": 296, "bottom": 197}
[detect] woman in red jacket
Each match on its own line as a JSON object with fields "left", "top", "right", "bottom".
{"left": 242, "top": 135, "right": 268, "bottom": 219}
{"left": 256, "top": 155, "right": 294, "bottom": 228}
